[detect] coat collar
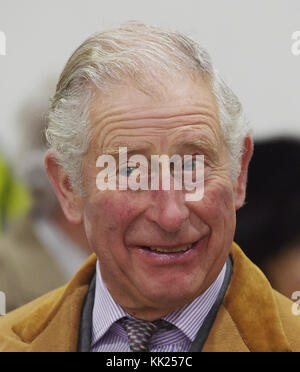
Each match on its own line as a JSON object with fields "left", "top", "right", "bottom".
{"left": 11, "top": 243, "right": 292, "bottom": 352}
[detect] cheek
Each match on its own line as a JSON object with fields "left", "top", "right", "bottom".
{"left": 84, "top": 191, "right": 144, "bottom": 236}
{"left": 206, "top": 187, "right": 233, "bottom": 211}
{"left": 192, "top": 178, "right": 235, "bottom": 224}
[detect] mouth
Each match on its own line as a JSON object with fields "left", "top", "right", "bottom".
{"left": 137, "top": 241, "right": 198, "bottom": 254}
{"left": 128, "top": 237, "right": 207, "bottom": 263}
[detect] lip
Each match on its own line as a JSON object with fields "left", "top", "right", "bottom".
{"left": 140, "top": 242, "right": 194, "bottom": 250}
{"left": 130, "top": 239, "right": 199, "bottom": 250}
{"left": 128, "top": 237, "right": 207, "bottom": 263}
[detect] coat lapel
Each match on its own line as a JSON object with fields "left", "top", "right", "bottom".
{"left": 202, "top": 305, "right": 250, "bottom": 352}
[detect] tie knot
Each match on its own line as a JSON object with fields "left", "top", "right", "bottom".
{"left": 119, "top": 317, "right": 172, "bottom": 352}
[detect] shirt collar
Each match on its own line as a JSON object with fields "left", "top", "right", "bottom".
{"left": 92, "top": 260, "right": 226, "bottom": 344}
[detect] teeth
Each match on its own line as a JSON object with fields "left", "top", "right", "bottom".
{"left": 149, "top": 244, "right": 192, "bottom": 253}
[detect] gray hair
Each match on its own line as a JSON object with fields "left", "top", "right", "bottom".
{"left": 46, "top": 22, "right": 250, "bottom": 192}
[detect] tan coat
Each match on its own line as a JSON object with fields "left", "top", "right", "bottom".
{"left": 0, "top": 243, "right": 299, "bottom": 352}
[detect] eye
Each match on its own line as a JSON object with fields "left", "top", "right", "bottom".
{"left": 119, "top": 166, "right": 136, "bottom": 177}
{"left": 184, "top": 158, "right": 198, "bottom": 171}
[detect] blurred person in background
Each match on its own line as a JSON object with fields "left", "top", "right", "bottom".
{"left": 0, "top": 99, "right": 91, "bottom": 312}
{"left": 0, "top": 153, "right": 31, "bottom": 234}
{"left": 235, "top": 138, "right": 300, "bottom": 298}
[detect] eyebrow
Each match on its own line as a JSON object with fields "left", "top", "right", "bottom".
{"left": 173, "top": 138, "right": 219, "bottom": 162}
{"left": 102, "top": 144, "right": 153, "bottom": 157}
{"left": 100, "top": 139, "right": 219, "bottom": 160}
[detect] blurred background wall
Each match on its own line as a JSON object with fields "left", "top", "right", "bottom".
{"left": 0, "top": 0, "right": 300, "bottom": 161}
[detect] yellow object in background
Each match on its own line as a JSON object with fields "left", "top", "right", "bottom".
{"left": 0, "top": 155, "right": 31, "bottom": 234}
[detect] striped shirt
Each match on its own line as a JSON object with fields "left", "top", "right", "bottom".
{"left": 91, "top": 261, "right": 226, "bottom": 352}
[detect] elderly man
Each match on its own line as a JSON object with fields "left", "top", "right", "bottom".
{"left": 0, "top": 22, "right": 299, "bottom": 352}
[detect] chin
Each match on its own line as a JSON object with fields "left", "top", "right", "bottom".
{"left": 141, "top": 275, "right": 205, "bottom": 310}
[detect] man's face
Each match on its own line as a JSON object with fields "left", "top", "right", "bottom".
{"left": 80, "top": 77, "right": 242, "bottom": 318}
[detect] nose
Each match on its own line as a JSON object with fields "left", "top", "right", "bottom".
{"left": 145, "top": 189, "right": 189, "bottom": 233}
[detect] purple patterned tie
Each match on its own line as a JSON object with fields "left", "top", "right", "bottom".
{"left": 119, "top": 317, "right": 172, "bottom": 352}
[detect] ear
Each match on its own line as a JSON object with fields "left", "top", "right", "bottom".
{"left": 44, "top": 150, "right": 83, "bottom": 224}
{"left": 234, "top": 136, "right": 253, "bottom": 210}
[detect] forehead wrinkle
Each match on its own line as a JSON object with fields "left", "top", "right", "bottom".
{"left": 91, "top": 111, "right": 219, "bottom": 155}
{"left": 90, "top": 100, "right": 218, "bottom": 135}
{"left": 101, "top": 129, "right": 159, "bottom": 154}
{"left": 93, "top": 104, "right": 218, "bottom": 128}
{"left": 89, "top": 94, "right": 220, "bottom": 158}
{"left": 173, "top": 120, "right": 224, "bottom": 145}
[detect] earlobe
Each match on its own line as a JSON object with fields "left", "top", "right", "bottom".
{"left": 234, "top": 136, "right": 254, "bottom": 210}
{"left": 44, "top": 150, "right": 83, "bottom": 224}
